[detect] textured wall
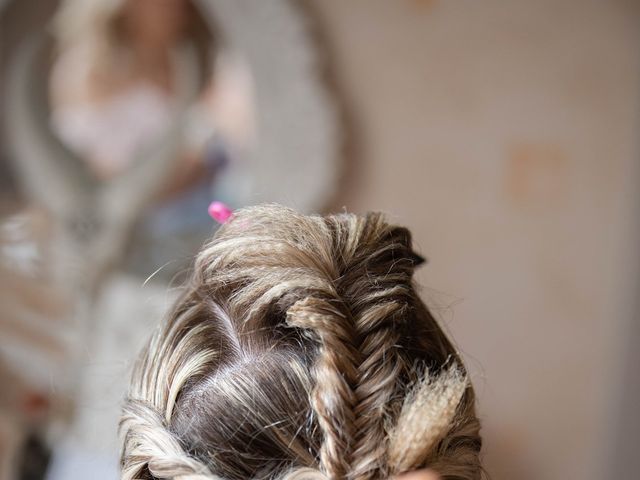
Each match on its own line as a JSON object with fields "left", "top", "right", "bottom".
{"left": 309, "top": 1, "right": 640, "bottom": 478}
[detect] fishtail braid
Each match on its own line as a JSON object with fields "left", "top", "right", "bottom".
{"left": 119, "top": 205, "right": 482, "bottom": 480}
{"left": 286, "top": 297, "right": 360, "bottom": 480}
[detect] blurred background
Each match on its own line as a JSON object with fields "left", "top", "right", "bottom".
{"left": 0, "top": 1, "right": 638, "bottom": 479}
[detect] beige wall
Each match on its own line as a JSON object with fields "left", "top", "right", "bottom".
{"left": 310, "top": 1, "right": 640, "bottom": 478}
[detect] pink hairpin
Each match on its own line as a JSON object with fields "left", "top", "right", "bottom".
{"left": 208, "top": 201, "right": 233, "bottom": 224}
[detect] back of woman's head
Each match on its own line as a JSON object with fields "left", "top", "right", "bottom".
{"left": 119, "top": 204, "right": 482, "bottom": 480}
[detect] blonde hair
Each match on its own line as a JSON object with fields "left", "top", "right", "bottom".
{"left": 119, "top": 204, "right": 482, "bottom": 480}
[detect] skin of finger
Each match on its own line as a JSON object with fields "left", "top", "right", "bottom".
{"left": 394, "top": 469, "right": 440, "bottom": 480}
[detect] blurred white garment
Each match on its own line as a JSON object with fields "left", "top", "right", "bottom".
{"left": 48, "top": 42, "right": 216, "bottom": 178}
{"left": 51, "top": 84, "right": 175, "bottom": 176}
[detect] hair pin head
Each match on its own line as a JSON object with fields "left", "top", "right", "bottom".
{"left": 208, "top": 201, "right": 233, "bottom": 224}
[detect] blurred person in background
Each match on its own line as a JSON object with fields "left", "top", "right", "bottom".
{"left": 49, "top": 0, "right": 215, "bottom": 181}
{"left": 48, "top": 0, "right": 256, "bottom": 278}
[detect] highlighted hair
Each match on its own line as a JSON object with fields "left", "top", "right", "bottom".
{"left": 119, "top": 205, "right": 482, "bottom": 480}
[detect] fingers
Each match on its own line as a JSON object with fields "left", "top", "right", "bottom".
{"left": 394, "top": 469, "right": 441, "bottom": 480}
